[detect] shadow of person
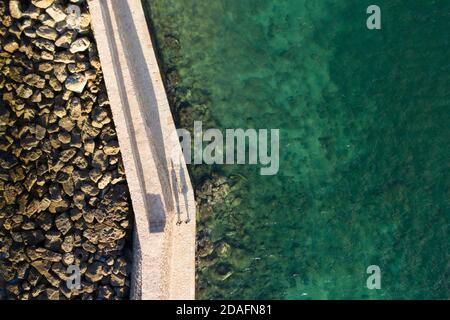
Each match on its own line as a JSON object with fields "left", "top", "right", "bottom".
{"left": 170, "top": 160, "right": 182, "bottom": 225}
{"left": 178, "top": 165, "right": 191, "bottom": 224}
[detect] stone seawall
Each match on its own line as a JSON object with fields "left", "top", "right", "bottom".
{"left": 0, "top": 0, "right": 133, "bottom": 299}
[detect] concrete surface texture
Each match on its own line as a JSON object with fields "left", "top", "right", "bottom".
{"left": 88, "top": 0, "right": 196, "bottom": 300}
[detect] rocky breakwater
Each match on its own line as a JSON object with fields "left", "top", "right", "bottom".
{"left": 0, "top": 0, "right": 133, "bottom": 300}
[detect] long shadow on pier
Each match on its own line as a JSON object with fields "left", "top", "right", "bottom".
{"left": 101, "top": 0, "right": 175, "bottom": 233}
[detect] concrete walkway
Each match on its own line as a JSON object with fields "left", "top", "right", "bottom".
{"left": 88, "top": 0, "right": 196, "bottom": 300}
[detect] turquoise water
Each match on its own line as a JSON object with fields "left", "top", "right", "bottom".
{"left": 143, "top": 0, "right": 450, "bottom": 299}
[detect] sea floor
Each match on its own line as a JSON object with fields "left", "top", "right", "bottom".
{"left": 143, "top": 0, "right": 450, "bottom": 299}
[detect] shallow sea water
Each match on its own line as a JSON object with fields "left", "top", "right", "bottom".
{"left": 143, "top": 0, "right": 450, "bottom": 299}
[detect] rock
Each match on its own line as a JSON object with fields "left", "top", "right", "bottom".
{"left": 3, "top": 39, "right": 19, "bottom": 53}
{"left": 84, "top": 139, "right": 95, "bottom": 154}
{"left": 79, "top": 12, "right": 91, "bottom": 29}
{"left": 54, "top": 63, "right": 68, "bottom": 82}
{"left": 36, "top": 25, "right": 58, "bottom": 41}
{"left": 65, "top": 73, "right": 87, "bottom": 93}
{"left": 68, "top": 97, "right": 82, "bottom": 119}
{"left": 98, "top": 225, "right": 126, "bottom": 243}
{"left": 55, "top": 30, "right": 75, "bottom": 48}
{"left": 16, "top": 85, "right": 33, "bottom": 99}
{"left": 82, "top": 241, "right": 96, "bottom": 253}
{"left": 31, "top": 0, "right": 55, "bottom": 9}
{"left": 6, "top": 284, "right": 21, "bottom": 297}
{"left": 31, "top": 260, "right": 60, "bottom": 287}
{"left": 0, "top": 261, "right": 17, "bottom": 282}
{"left": 26, "top": 247, "right": 62, "bottom": 262}
{"left": 103, "top": 141, "right": 120, "bottom": 155}
{"left": 58, "top": 131, "right": 72, "bottom": 144}
{"left": 70, "top": 37, "right": 91, "bottom": 54}
{"left": 25, "top": 199, "right": 40, "bottom": 217}
{"left": 93, "top": 209, "right": 106, "bottom": 223}
{"left": 22, "top": 230, "right": 45, "bottom": 246}
{"left": 82, "top": 209, "right": 95, "bottom": 224}
{"left": 110, "top": 273, "right": 126, "bottom": 287}
{"left": 46, "top": 287, "right": 60, "bottom": 300}
{"left": 98, "top": 285, "right": 114, "bottom": 299}
{"left": 0, "top": 155, "right": 16, "bottom": 171}
{"left": 89, "top": 168, "right": 102, "bottom": 183}
{"left": 59, "top": 117, "right": 75, "bottom": 131}
{"left": 97, "top": 172, "right": 111, "bottom": 190}
{"left": 39, "top": 13, "right": 56, "bottom": 27}
{"left": 49, "top": 183, "right": 62, "bottom": 201}
{"left": 51, "top": 263, "right": 69, "bottom": 281}
{"left": 23, "top": 74, "right": 46, "bottom": 89}
{"left": 46, "top": 3, "right": 67, "bottom": 22}
{"left": 81, "top": 182, "right": 99, "bottom": 196}
{"left": 65, "top": 4, "right": 81, "bottom": 29}
{"left": 82, "top": 228, "right": 98, "bottom": 244}
{"left": 61, "top": 235, "right": 74, "bottom": 253}
{"left": 92, "top": 149, "right": 107, "bottom": 170}
{"left": 55, "top": 213, "right": 72, "bottom": 235}
{"left": 49, "top": 77, "right": 62, "bottom": 91}
{"left": 54, "top": 51, "right": 76, "bottom": 64}
{"left": 39, "top": 62, "right": 54, "bottom": 72}
{"left": 31, "top": 284, "right": 45, "bottom": 298}
{"left": 85, "top": 262, "right": 104, "bottom": 282}
{"left": 9, "top": 0, "right": 22, "bottom": 19}
{"left": 23, "top": 27, "right": 36, "bottom": 38}
{"left": 62, "top": 253, "right": 75, "bottom": 266}
{"left": 36, "top": 211, "right": 52, "bottom": 230}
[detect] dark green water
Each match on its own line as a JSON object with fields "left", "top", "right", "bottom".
{"left": 143, "top": 0, "right": 450, "bottom": 299}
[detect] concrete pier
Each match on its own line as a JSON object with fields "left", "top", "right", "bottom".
{"left": 88, "top": 0, "right": 196, "bottom": 300}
